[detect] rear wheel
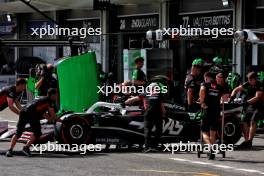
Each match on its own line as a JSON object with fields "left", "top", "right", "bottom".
{"left": 55, "top": 115, "right": 91, "bottom": 145}
{"left": 221, "top": 114, "right": 241, "bottom": 145}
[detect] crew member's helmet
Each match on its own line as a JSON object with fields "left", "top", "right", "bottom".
{"left": 148, "top": 82, "right": 160, "bottom": 90}
{"left": 192, "top": 58, "right": 204, "bottom": 66}
{"left": 213, "top": 56, "right": 223, "bottom": 65}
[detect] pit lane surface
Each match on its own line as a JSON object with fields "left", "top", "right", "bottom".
{"left": 1, "top": 134, "right": 264, "bottom": 176}
{"left": 1, "top": 110, "right": 264, "bottom": 176}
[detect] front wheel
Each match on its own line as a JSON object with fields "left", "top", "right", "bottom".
{"left": 55, "top": 115, "right": 91, "bottom": 145}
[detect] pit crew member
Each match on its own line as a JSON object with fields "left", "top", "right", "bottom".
{"left": 230, "top": 72, "right": 264, "bottom": 148}
{"left": 124, "top": 56, "right": 146, "bottom": 87}
{"left": 199, "top": 72, "right": 227, "bottom": 160}
{"left": 6, "top": 88, "right": 57, "bottom": 157}
{"left": 184, "top": 58, "right": 204, "bottom": 112}
{"left": 0, "top": 78, "right": 27, "bottom": 115}
{"left": 125, "top": 83, "right": 165, "bottom": 152}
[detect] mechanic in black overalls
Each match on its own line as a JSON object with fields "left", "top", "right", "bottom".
{"left": 6, "top": 88, "right": 58, "bottom": 157}
{"left": 199, "top": 72, "right": 225, "bottom": 160}
{"left": 230, "top": 72, "right": 264, "bottom": 148}
{"left": 0, "top": 78, "right": 27, "bottom": 115}
{"left": 184, "top": 58, "right": 204, "bottom": 112}
{"left": 125, "top": 83, "right": 165, "bottom": 153}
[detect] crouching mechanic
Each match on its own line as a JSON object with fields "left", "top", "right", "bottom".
{"left": 6, "top": 88, "right": 58, "bottom": 157}
{"left": 125, "top": 83, "right": 165, "bottom": 153}
{"left": 199, "top": 72, "right": 228, "bottom": 160}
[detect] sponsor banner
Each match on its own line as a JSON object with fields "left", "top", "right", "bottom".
{"left": 118, "top": 14, "right": 159, "bottom": 31}
{"left": 180, "top": 11, "right": 233, "bottom": 28}
{"left": 178, "top": 11, "right": 233, "bottom": 39}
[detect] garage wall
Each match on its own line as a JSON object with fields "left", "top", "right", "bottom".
{"left": 117, "top": 4, "right": 159, "bottom": 16}
{"left": 178, "top": 0, "right": 231, "bottom": 13}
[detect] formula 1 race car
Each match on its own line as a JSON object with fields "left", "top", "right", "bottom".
{"left": 57, "top": 101, "right": 243, "bottom": 146}
{"left": 0, "top": 101, "right": 243, "bottom": 147}
{"left": 55, "top": 102, "right": 200, "bottom": 146}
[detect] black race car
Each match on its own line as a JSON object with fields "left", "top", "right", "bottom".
{"left": 0, "top": 101, "right": 242, "bottom": 146}
{"left": 54, "top": 101, "right": 242, "bottom": 146}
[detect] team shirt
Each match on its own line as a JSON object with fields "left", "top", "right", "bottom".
{"left": 138, "top": 93, "right": 163, "bottom": 114}
{"left": 242, "top": 81, "right": 264, "bottom": 99}
{"left": 37, "top": 76, "right": 57, "bottom": 96}
{"left": 25, "top": 97, "right": 55, "bottom": 118}
{"left": 184, "top": 74, "right": 203, "bottom": 102}
{"left": 202, "top": 82, "right": 224, "bottom": 109}
{"left": 132, "top": 68, "right": 146, "bottom": 82}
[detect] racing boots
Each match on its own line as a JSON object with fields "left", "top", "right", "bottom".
{"left": 143, "top": 147, "right": 153, "bottom": 153}
{"left": 5, "top": 149, "right": 13, "bottom": 157}
{"left": 22, "top": 146, "right": 32, "bottom": 157}
{"left": 207, "top": 146, "right": 216, "bottom": 160}
{"left": 143, "top": 145, "right": 159, "bottom": 153}
{"left": 208, "top": 152, "right": 215, "bottom": 160}
{"left": 237, "top": 140, "right": 252, "bottom": 149}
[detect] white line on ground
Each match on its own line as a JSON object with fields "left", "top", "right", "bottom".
{"left": 128, "top": 169, "right": 219, "bottom": 176}
{"left": 170, "top": 158, "right": 264, "bottom": 175}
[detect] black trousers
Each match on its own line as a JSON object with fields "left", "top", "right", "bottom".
{"left": 16, "top": 109, "right": 42, "bottom": 139}
{"left": 144, "top": 110, "right": 162, "bottom": 148}
{"left": 201, "top": 108, "right": 220, "bottom": 132}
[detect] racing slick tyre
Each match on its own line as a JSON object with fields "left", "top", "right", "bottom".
{"left": 55, "top": 115, "right": 91, "bottom": 145}
{"left": 221, "top": 114, "right": 241, "bottom": 145}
